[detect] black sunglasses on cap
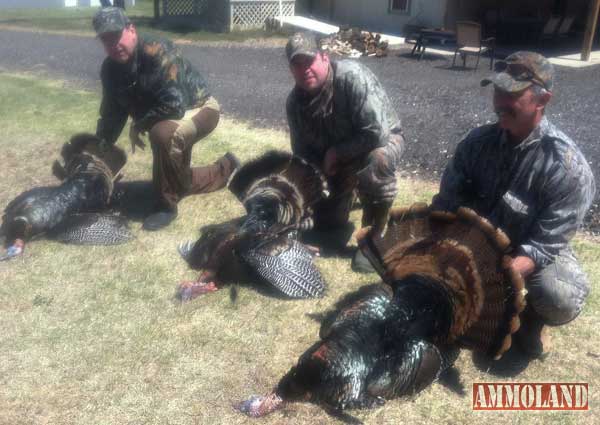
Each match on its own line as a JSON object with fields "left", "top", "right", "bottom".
{"left": 493, "top": 61, "right": 548, "bottom": 90}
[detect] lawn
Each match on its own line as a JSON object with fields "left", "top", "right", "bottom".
{"left": 0, "top": 0, "right": 289, "bottom": 44}
{"left": 0, "top": 73, "right": 598, "bottom": 425}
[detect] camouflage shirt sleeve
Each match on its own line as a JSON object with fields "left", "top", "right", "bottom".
{"left": 334, "top": 68, "right": 389, "bottom": 163}
{"left": 286, "top": 92, "right": 320, "bottom": 165}
{"left": 96, "top": 60, "right": 128, "bottom": 145}
{"left": 518, "top": 155, "right": 596, "bottom": 267}
{"left": 133, "top": 41, "right": 187, "bottom": 132}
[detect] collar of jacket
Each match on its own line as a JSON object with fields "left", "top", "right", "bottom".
{"left": 500, "top": 116, "right": 551, "bottom": 151}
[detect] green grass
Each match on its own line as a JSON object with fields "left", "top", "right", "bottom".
{"left": 0, "top": 0, "right": 289, "bottom": 43}
{"left": 0, "top": 72, "right": 598, "bottom": 425}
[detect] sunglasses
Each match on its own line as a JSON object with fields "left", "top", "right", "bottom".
{"left": 494, "top": 61, "right": 548, "bottom": 90}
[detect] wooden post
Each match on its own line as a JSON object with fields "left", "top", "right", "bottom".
{"left": 581, "top": 0, "right": 600, "bottom": 61}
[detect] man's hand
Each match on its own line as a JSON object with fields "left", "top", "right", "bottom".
{"left": 129, "top": 124, "right": 146, "bottom": 154}
{"left": 511, "top": 255, "right": 536, "bottom": 279}
{"left": 323, "top": 147, "right": 338, "bottom": 176}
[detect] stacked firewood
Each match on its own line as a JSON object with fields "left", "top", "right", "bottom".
{"left": 320, "top": 26, "right": 389, "bottom": 58}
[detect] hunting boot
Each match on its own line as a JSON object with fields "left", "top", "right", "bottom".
{"left": 515, "top": 306, "right": 552, "bottom": 360}
{"left": 352, "top": 201, "right": 392, "bottom": 273}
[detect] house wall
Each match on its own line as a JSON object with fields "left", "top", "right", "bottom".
{"left": 0, "top": 0, "right": 68, "bottom": 7}
{"left": 308, "top": 0, "right": 449, "bottom": 34}
{"left": 444, "top": 0, "right": 591, "bottom": 32}
{"left": 310, "top": 0, "right": 334, "bottom": 21}
{"left": 0, "top": 0, "right": 134, "bottom": 7}
{"left": 79, "top": 0, "right": 136, "bottom": 6}
{"left": 294, "top": 0, "right": 311, "bottom": 15}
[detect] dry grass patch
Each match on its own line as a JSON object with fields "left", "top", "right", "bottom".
{"left": 0, "top": 73, "right": 598, "bottom": 425}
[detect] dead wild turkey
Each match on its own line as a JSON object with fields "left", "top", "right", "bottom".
{"left": 0, "top": 133, "right": 132, "bottom": 260}
{"left": 238, "top": 203, "right": 526, "bottom": 417}
{"left": 176, "top": 150, "right": 329, "bottom": 301}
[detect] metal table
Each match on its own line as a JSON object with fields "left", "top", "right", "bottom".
{"left": 410, "top": 28, "right": 456, "bottom": 60}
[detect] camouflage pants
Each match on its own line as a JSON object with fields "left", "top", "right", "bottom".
{"left": 314, "top": 132, "right": 404, "bottom": 229}
{"left": 526, "top": 247, "right": 590, "bottom": 326}
{"left": 149, "top": 97, "right": 231, "bottom": 209}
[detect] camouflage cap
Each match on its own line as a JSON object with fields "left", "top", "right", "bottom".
{"left": 93, "top": 6, "right": 130, "bottom": 36}
{"left": 481, "top": 51, "right": 554, "bottom": 92}
{"left": 286, "top": 32, "right": 321, "bottom": 62}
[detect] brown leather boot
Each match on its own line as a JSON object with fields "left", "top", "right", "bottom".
{"left": 189, "top": 152, "right": 240, "bottom": 195}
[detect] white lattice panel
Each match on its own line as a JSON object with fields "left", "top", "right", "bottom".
{"left": 232, "top": 1, "right": 295, "bottom": 28}
{"left": 164, "top": 0, "right": 208, "bottom": 16}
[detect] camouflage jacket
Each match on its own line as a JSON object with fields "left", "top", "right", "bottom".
{"left": 432, "top": 117, "right": 596, "bottom": 268}
{"left": 96, "top": 33, "right": 210, "bottom": 144}
{"left": 286, "top": 59, "right": 402, "bottom": 165}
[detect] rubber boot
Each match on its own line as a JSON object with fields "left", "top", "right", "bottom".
{"left": 515, "top": 306, "right": 552, "bottom": 360}
{"left": 352, "top": 202, "right": 392, "bottom": 273}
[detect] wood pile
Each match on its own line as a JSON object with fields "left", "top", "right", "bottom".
{"left": 320, "top": 26, "right": 389, "bottom": 58}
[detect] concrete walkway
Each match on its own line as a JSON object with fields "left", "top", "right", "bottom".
{"left": 274, "top": 15, "right": 405, "bottom": 46}
{"left": 405, "top": 45, "right": 600, "bottom": 68}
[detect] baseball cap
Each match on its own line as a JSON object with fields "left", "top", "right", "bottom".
{"left": 286, "top": 32, "right": 321, "bottom": 62}
{"left": 481, "top": 51, "right": 554, "bottom": 92}
{"left": 93, "top": 7, "right": 131, "bottom": 36}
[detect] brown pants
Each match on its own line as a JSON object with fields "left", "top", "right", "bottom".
{"left": 314, "top": 133, "right": 405, "bottom": 229}
{"left": 148, "top": 97, "right": 228, "bottom": 209}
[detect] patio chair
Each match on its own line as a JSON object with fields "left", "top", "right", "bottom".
{"left": 452, "top": 21, "right": 495, "bottom": 70}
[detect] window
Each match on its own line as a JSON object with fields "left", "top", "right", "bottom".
{"left": 389, "top": 0, "right": 410, "bottom": 14}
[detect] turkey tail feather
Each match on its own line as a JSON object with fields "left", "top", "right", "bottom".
{"left": 48, "top": 213, "right": 133, "bottom": 245}
{"left": 228, "top": 150, "right": 329, "bottom": 216}
{"left": 241, "top": 238, "right": 325, "bottom": 299}
{"left": 357, "top": 203, "right": 526, "bottom": 360}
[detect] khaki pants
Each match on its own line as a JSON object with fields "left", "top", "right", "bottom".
{"left": 148, "top": 97, "right": 230, "bottom": 209}
{"left": 314, "top": 133, "right": 405, "bottom": 229}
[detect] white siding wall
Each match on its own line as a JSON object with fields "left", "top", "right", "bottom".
{"left": 328, "top": 0, "right": 448, "bottom": 34}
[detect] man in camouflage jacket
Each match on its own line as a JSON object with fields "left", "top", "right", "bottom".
{"left": 285, "top": 32, "right": 404, "bottom": 272}
{"left": 433, "top": 52, "right": 596, "bottom": 360}
{"left": 93, "top": 7, "right": 238, "bottom": 230}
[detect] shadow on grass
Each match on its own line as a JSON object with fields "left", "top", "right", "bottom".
{"left": 438, "top": 366, "right": 467, "bottom": 396}
{"left": 112, "top": 180, "right": 156, "bottom": 221}
{"left": 471, "top": 346, "right": 533, "bottom": 378}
